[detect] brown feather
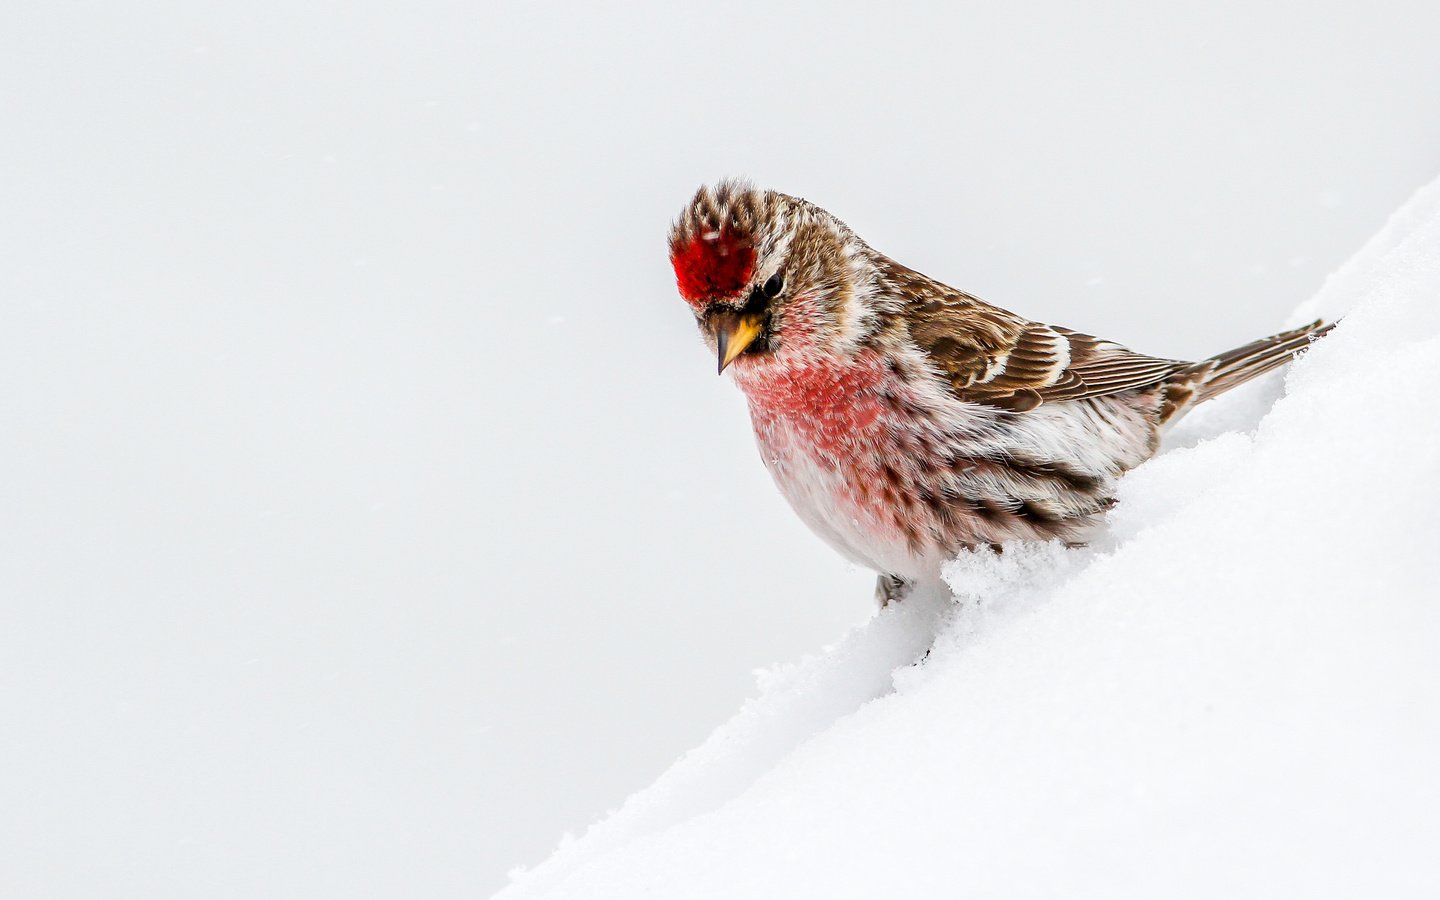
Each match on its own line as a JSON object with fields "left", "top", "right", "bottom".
{"left": 889, "top": 255, "right": 1193, "bottom": 409}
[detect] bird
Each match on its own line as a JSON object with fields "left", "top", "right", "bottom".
{"left": 668, "top": 179, "right": 1332, "bottom": 606}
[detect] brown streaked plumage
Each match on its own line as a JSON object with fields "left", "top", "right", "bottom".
{"left": 668, "top": 180, "right": 1333, "bottom": 605}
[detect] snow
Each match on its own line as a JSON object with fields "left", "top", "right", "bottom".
{"left": 6, "top": 5, "right": 1440, "bottom": 893}
{"left": 499, "top": 176, "right": 1440, "bottom": 899}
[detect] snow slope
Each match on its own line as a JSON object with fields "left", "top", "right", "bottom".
{"left": 499, "top": 176, "right": 1440, "bottom": 899}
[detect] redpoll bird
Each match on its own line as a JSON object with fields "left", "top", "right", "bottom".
{"left": 669, "top": 180, "right": 1332, "bottom": 605}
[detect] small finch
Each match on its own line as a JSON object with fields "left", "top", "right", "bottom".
{"left": 669, "top": 180, "right": 1332, "bottom": 605}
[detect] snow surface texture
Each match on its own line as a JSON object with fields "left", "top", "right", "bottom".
{"left": 500, "top": 177, "right": 1440, "bottom": 899}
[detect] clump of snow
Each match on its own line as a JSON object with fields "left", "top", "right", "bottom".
{"left": 499, "top": 176, "right": 1440, "bottom": 899}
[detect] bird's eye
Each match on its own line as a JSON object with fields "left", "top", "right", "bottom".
{"left": 762, "top": 272, "right": 784, "bottom": 299}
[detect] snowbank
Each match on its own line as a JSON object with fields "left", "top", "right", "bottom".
{"left": 499, "top": 178, "right": 1440, "bottom": 899}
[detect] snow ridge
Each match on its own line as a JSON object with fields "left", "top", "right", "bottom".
{"left": 500, "top": 176, "right": 1440, "bottom": 899}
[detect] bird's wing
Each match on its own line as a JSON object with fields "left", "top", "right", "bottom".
{"left": 898, "top": 273, "right": 1191, "bottom": 412}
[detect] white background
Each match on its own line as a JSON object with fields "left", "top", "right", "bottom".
{"left": 2, "top": 2, "right": 1438, "bottom": 896}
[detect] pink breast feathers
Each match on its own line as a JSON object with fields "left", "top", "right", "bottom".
{"left": 736, "top": 351, "right": 893, "bottom": 457}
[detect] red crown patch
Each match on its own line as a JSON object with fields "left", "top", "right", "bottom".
{"left": 670, "top": 226, "right": 756, "bottom": 309}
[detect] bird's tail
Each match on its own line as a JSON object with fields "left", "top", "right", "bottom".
{"left": 1160, "top": 319, "right": 1334, "bottom": 424}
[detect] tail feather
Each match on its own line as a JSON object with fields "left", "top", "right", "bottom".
{"left": 1192, "top": 319, "right": 1334, "bottom": 405}
{"left": 1160, "top": 319, "right": 1334, "bottom": 424}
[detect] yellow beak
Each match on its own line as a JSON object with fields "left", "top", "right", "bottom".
{"left": 710, "top": 311, "right": 766, "bottom": 374}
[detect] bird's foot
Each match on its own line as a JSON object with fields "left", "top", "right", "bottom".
{"left": 874, "top": 573, "right": 912, "bottom": 608}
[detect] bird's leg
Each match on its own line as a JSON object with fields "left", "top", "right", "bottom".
{"left": 874, "top": 573, "right": 912, "bottom": 608}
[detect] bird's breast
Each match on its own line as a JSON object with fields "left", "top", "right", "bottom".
{"left": 730, "top": 352, "right": 891, "bottom": 452}
{"left": 728, "top": 350, "right": 1123, "bottom": 580}
{"left": 729, "top": 351, "right": 966, "bottom": 577}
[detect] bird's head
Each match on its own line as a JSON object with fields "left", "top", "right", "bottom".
{"left": 668, "top": 180, "right": 881, "bottom": 374}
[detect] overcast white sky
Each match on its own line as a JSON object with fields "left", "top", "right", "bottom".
{"left": 2, "top": 2, "right": 1438, "bottom": 897}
